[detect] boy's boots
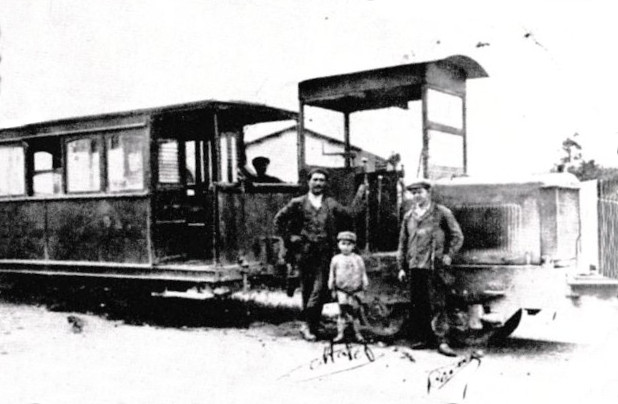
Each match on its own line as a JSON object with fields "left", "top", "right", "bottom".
{"left": 333, "top": 318, "right": 346, "bottom": 343}
{"left": 352, "top": 319, "right": 365, "bottom": 343}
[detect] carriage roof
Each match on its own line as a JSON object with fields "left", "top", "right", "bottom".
{"left": 0, "top": 100, "right": 297, "bottom": 141}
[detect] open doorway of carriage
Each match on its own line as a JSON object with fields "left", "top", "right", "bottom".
{"left": 151, "top": 112, "right": 216, "bottom": 263}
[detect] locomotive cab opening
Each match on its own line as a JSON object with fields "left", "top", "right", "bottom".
{"left": 297, "top": 55, "right": 487, "bottom": 253}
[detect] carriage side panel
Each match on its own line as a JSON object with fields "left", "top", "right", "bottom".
{"left": 218, "top": 187, "right": 300, "bottom": 266}
{"left": 46, "top": 197, "right": 150, "bottom": 263}
{"left": 0, "top": 201, "right": 46, "bottom": 259}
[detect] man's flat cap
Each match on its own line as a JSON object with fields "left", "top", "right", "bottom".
{"left": 308, "top": 167, "right": 329, "bottom": 180}
{"left": 405, "top": 179, "right": 432, "bottom": 190}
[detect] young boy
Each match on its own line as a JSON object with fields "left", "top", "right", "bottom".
{"left": 327, "top": 231, "right": 369, "bottom": 343}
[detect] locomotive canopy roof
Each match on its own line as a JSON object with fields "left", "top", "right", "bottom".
{"left": 0, "top": 100, "right": 297, "bottom": 138}
{"left": 299, "top": 55, "right": 488, "bottom": 113}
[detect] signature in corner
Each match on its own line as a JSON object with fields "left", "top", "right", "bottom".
{"left": 279, "top": 341, "right": 380, "bottom": 382}
{"left": 311, "top": 341, "right": 376, "bottom": 370}
{"left": 427, "top": 351, "right": 483, "bottom": 400}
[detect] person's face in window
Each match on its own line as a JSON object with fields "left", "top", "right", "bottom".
{"left": 308, "top": 173, "right": 326, "bottom": 195}
{"left": 254, "top": 162, "right": 268, "bottom": 176}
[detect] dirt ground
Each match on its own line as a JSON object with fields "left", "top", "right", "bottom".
{"left": 1, "top": 286, "right": 618, "bottom": 404}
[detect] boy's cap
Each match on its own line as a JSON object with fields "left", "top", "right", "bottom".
{"left": 337, "top": 231, "right": 357, "bottom": 242}
{"left": 405, "top": 178, "right": 432, "bottom": 190}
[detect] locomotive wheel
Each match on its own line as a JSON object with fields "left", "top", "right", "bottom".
{"left": 360, "top": 300, "right": 407, "bottom": 337}
{"left": 490, "top": 309, "right": 523, "bottom": 342}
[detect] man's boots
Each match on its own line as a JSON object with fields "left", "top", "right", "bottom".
{"left": 300, "top": 323, "right": 317, "bottom": 341}
{"left": 438, "top": 342, "right": 457, "bottom": 357}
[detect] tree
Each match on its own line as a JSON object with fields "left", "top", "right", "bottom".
{"left": 552, "top": 133, "right": 618, "bottom": 181}
{"left": 554, "top": 133, "right": 582, "bottom": 173}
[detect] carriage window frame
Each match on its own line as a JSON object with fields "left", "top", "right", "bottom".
{"left": 218, "top": 131, "right": 238, "bottom": 184}
{"left": 66, "top": 131, "right": 148, "bottom": 195}
{"left": 0, "top": 142, "right": 26, "bottom": 197}
{"left": 65, "top": 135, "right": 104, "bottom": 194}
{"left": 157, "top": 138, "right": 182, "bottom": 185}
{"left": 29, "top": 137, "right": 64, "bottom": 196}
{"left": 32, "top": 151, "right": 59, "bottom": 195}
{"left": 106, "top": 131, "right": 146, "bottom": 192}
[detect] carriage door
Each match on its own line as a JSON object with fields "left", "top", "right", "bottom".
{"left": 152, "top": 114, "right": 215, "bottom": 262}
{"left": 183, "top": 137, "right": 215, "bottom": 260}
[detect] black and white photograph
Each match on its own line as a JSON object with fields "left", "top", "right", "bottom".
{"left": 0, "top": 1, "right": 617, "bottom": 403}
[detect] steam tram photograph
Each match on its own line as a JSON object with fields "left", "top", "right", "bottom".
{"left": 0, "top": 55, "right": 616, "bottom": 343}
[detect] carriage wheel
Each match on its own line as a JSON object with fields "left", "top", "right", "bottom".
{"left": 360, "top": 299, "right": 407, "bottom": 337}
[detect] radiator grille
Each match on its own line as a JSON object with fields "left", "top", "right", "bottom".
{"left": 452, "top": 204, "right": 522, "bottom": 252}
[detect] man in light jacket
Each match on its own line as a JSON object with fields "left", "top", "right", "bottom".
{"left": 397, "top": 179, "right": 464, "bottom": 356}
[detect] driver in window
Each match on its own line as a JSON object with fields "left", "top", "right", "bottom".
{"left": 243, "top": 156, "right": 283, "bottom": 183}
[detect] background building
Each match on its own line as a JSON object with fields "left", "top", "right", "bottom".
{"left": 245, "top": 124, "right": 388, "bottom": 183}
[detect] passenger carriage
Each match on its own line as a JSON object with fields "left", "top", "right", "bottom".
{"left": 0, "top": 100, "right": 298, "bottom": 296}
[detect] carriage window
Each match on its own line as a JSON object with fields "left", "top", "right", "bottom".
{"left": 219, "top": 132, "right": 238, "bottom": 183}
{"left": 185, "top": 141, "right": 196, "bottom": 185}
{"left": 107, "top": 133, "right": 145, "bottom": 191}
{"left": 67, "top": 137, "right": 101, "bottom": 192}
{"left": 0, "top": 145, "right": 25, "bottom": 196}
{"left": 158, "top": 139, "right": 181, "bottom": 183}
{"left": 31, "top": 138, "right": 63, "bottom": 195}
{"left": 33, "top": 151, "right": 63, "bottom": 195}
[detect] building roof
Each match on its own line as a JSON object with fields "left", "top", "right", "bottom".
{"left": 247, "top": 123, "right": 369, "bottom": 151}
{"left": 245, "top": 124, "right": 387, "bottom": 162}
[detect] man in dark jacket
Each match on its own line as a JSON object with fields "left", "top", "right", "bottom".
{"left": 397, "top": 179, "right": 464, "bottom": 356}
{"left": 274, "top": 168, "right": 364, "bottom": 341}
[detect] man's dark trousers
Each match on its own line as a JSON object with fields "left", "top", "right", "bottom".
{"left": 298, "top": 240, "right": 332, "bottom": 333}
{"left": 408, "top": 267, "right": 449, "bottom": 345}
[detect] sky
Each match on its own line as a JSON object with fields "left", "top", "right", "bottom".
{"left": 0, "top": 0, "right": 617, "bottom": 177}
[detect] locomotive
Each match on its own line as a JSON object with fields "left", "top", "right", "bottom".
{"left": 294, "top": 55, "right": 592, "bottom": 340}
